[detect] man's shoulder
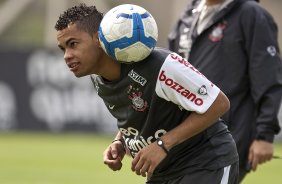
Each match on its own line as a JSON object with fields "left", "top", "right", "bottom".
{"left": 239, "top": 0, "right": 271, "bottom": 16}
{"left": 149, "top": 47, "right": 172, "bottom": 59}
{"left": 142, "top": 47, "right": 172, "bottom": 66}
{"left": 236, "top": 0, "right": 276, "bottom": 25}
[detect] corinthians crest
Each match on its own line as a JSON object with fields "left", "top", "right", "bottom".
{"left": 127, "top": 84, "right": 148, "bottom": 112}
{"left": 209, "top": 21, "right": 227, "bottom": 42}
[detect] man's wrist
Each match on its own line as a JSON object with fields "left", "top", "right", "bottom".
{"left": 156, "top": 138, "right": 169, "bottom": 154}
{"left": 112, "top": 139, "right": 126, "bottom": 152}
{"left": 255, "top": 134, "right": 274, "bottom": 143}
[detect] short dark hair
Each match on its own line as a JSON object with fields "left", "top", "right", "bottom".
{"left": 55, "top": 3, "right": 103, "bottom": 35}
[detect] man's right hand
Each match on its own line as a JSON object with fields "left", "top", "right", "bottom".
{"left": 103, "top": 140, "right": 126, "bottom": 171}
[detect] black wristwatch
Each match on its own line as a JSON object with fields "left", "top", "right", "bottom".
{"left": 156, "top": 138, "right": 169, "bottom": 154}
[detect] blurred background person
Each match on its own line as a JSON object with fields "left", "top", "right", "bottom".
{"left": 168, "top": 0, "right": 282, "bottom": 182}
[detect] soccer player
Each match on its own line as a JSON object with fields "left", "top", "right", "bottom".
{"left": 55, "top": 3, "right": 239, "bottom": 184}
{"left": 168, "top": 0, "right": 282, "bottom": 182}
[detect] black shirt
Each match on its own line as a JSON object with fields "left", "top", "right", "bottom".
{"left": 168, "top": 0, "right": 282, "bottom": 171}
{"left": 92, "top": 47, "right": 238, "bottom": 180}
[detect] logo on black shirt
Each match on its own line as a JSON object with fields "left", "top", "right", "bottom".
{"left": 128, "top": 70, "right": 147, "bottom": 86}
{"left": 209, "top": 21, "right": 227, "bottom": 42}
{"left": 127, "top": 84, "right": 148, "bottom": 112}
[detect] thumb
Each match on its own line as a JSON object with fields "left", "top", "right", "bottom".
{"left": 248, "top": 148, "right": 253, "bottom": 163}
{"left": 111, "top": 147, "right": 118, "bottom": 159}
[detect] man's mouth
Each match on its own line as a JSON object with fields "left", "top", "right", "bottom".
{"left": 68, "top": 62, "right": 80, "bottom": 72}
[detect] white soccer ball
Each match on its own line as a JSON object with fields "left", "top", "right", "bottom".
{"left": 98, "top": 4, "right": 158, "bottom": 63}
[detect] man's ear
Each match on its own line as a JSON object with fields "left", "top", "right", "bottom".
{"left": 94, "top": 32, "right": 101, "bottom": 47}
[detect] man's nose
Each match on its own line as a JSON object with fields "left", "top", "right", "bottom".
{"left": 64, "top": 49, "right": 73, "bottom": 61}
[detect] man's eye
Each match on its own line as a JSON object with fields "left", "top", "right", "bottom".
{"left": 70, "top": 42, "right": 77, "bottom": 47}
{"left": 58, "top": 46, "right": 65, "bottom": 53}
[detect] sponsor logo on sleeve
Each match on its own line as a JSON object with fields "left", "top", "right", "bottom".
{"left": 169, "top": 53, "right": 214, "bottom": 87}
{"left": 158, "top": 70, "right": 204, "bottom": 106}
{"left": 170, "top": 53, "right": 204, "bottom": 76}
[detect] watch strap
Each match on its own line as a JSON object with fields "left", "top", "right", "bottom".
{"left": 156, "top": 138, "right": 169, "bottom": 154}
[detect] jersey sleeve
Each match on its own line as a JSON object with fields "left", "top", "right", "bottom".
{"left": 155, "top": 53, "right": 220, "bottom": 114}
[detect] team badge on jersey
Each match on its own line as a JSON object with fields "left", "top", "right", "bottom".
{"left": 209, "top": 21, "right": 227, "bottom": 42}
{"left": 198, "top": 85, "right": 208, "bottom": 95}
{"left": 127, "top": 84, "right": 148, "bottom": 112}
{"left": 267, "top": 45, "right": 277, "bottom": 57}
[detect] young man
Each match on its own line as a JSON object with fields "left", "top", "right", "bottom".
{"left": 168, "top": 0, "right": 282, "bottom": 182}
{"left": 55, "top": 3, "right": 239, "bottom": 184}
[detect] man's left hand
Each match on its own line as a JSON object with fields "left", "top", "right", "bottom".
{"left": 131, "top": 141, "right": 167, "bottom": 179}
{"left": 248, "top": 140, "right": 274, "bottom": 171}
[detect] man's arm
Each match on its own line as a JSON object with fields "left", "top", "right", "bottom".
{"left": 161, "top": 91, "right": 229, "bottom": 150}
{"left": 131, "top": 90, "right": 230, "bottom": 178}
{"left": 241, "top": 4, "right": 282, "bottom": 170}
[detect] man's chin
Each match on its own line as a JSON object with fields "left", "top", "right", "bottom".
{"left": 73, "top": 72, "right": 86, "bottom": 78}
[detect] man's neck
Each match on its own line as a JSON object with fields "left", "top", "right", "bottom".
{"left": 205, "top": 0, "right": 225, "bottom": 6}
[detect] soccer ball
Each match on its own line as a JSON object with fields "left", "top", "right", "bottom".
{"left": 98, "top": 4, "right": 158, "bottom": 63}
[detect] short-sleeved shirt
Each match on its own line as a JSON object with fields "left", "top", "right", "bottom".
{"left": 91, "top": 47, "right": 238, "bottom": 181}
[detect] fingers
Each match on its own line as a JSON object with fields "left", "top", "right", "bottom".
{"left": 131, "top": 152, "right": 157, "bottom": 178}
{"left": 251, "top": 158, "right": 258, "bottom": 171}
{"left": 249, "top": 149, "right": 265, "bottom": 171}
{"left": 103, "top": 147, "right": 113, "bottom": 161}
{"left": 103, "top": 146, "right": 123, "bottom": 171}
{"left": 104, "top": 154, "right": 123, "bottom": 171}
{"left": 132, "top": 153, "right": 148, "bottom": 177}
{"left": 248, "top": 148, "right": 273, "bottom": 171}
{"left": 131, "top": 153, "right": 140, "bottom": 172}
{"left": 250, "top": 153, "right": 271, "bottom": 171}
{"left": 147, "top": 166, "right": 154, "bottom": 179}
{"left": 132, "top": 158, "right": 151, "bottom": 177}
{"left": 106, "top": 157, "right": 123, "bottom": 171}
{"left": 136, "top": 161, "right": 150, "bottom": 177}
{"left": 111, "top": 145, "right": 119, "bottom": 159}
{"left": 131, "top": 142, "right": 168, "bottom": 178}
{"left": 248, "top": 149, "right": 254, "bottom": 171}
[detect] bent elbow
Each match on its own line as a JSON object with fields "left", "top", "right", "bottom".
{"left": 220, "top": 91, "right": 230, "bottom": 115}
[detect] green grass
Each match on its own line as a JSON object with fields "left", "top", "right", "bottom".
{"left": 242, "top": 139, "right": 282, "bottom": 184}
{"left": 0, "top": 132, "right": 281, "bottom": 184}
{"left": 0, "top": 132, "right": 144, "bottom": 184}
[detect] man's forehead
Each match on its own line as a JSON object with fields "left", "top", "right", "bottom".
{"left": 67, "top": 22, "right": 76, "bottom": 28}
{"left": 57, "top": 23, "right": 78, "bottom": 40}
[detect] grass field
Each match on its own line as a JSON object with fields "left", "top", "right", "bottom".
{"left": 0, "top": 132, "right": 281, "bottom": 184}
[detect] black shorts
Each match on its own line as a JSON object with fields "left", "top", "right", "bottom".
{"left": 146, "top": 162, "right": 239, "bottom": 184}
